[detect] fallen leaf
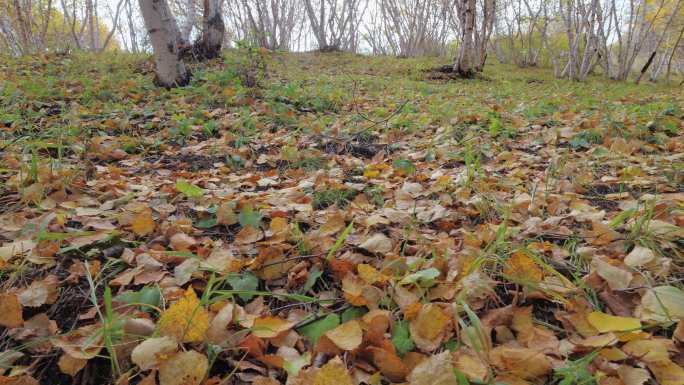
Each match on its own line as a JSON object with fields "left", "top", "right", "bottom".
{"left": 639, "top": 286, "right": 684, "bottom": 322}
{"left": 622, "top": 339, "right": 670, "bottom": 362}
{"left": 312, "top": 357, "right": 353, "bottom": 385}
{"left": 169, "top": 232, "right": 196, "bottom": 251}
{"left": 358, "top": 264, "right": 389, "bottom": 285}
{"left": 407, "top": 351, "right": 457, "bottom": 385}
{"left": 131, "top": 208, "right": 155, "bottom": 236}
{"left": 206, "top": 303, "right": 234, "bottom": 344}
{"left": 252, "top": 316, "right": 294, "bottom": 338}
{"left": 647, "top": 360, "right": 684, "bottom": 385}
{"left": 624, "top": 246, "right": 655, "bottom": 268}
{"left": 158, "top": 350, "right": 207, "bottom": 385}
{"left": 0, "top": 240, "right": 35, "bottom": 262}
{"left": 488, "top": 346, "right": 552, "bottom": 380}
{"left": 369, "top": 346, "right": 407, "bottom": 382}
{"left": 587, "top": 312, "right": 641, "bottom": 333}
{"left": 234, "top": 226, "right": 263, "bottom": 244}
{"left": 409, "top": 304, "right": 450, "bottom": 352}
{"left": 131, "top": 336, "right": 178, "bottom": 370}
{"left": 453, "top": 351, "right": 489, "bottom": 383}
{"left": 324, "top": 320, "right": 362, "bottom": 351}
{"left": 297, "top": 314, "right": 340, "bottom": 344}
{"left": 58, "top": 354, "right": 88, "bottom": 376}
{"left": 592, "top": 257, "right": 633, "bottom": 290}
{"left": 617, "top": 365, "right": 650, "bottom": 385}
{"left": 0, "top": 293, "right": 23, "bottom": 328}
{"left": 503, "top": 251, "right": 542, "bottom": 283}
{"left": 278, "top": 346, "right": 310, "bottom": 376}
{"left": 158, "top": 287, "right": 209, "bottom": 343}
{"left": 359, "top": 233, "right": 393, "bottom": 254}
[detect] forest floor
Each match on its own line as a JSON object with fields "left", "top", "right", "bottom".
{"left": 0, "top": 51, "right": 683, "bottom": 385}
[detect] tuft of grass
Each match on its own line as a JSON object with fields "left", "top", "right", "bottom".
{"left": 290, "top": 156, "right": 327, "bottom": 171}
{"left": 312, "top": 188, "right": 358, "bottom": 210}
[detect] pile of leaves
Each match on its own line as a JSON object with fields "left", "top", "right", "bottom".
{"left": 0, "top": 51, "right": 683, "bottom": 385}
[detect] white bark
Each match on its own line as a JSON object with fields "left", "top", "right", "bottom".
{"left": 455, "top": 0, "right": 476, "bottom": 76}
{"left": 193, "top": 0, "right": 225, "bottom": 58}
{"left": 139, "top": 0, "right": 189, "bottom": 87}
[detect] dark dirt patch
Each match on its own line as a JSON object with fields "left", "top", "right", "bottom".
{"left": 317, "top": 137, "right": 389, "bottom": 159}
{"left": 144, "top": 153, "right": 225, "bottom": 171}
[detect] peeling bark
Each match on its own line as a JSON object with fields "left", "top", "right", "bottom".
{"left": 192, "top": 0, "right": 225, "bottom": 59}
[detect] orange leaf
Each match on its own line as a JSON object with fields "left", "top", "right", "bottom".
{"left": 503, "top": 252, "right": 543, "bottom": 283}
{"left": 0, "top": 293, "right": 23, "bottom": 328}
{"left": 131, "top": 208, "right": 155, "bottom": 236}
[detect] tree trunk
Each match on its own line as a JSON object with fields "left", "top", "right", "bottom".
{"left": 454, "top": 0, "right": 476, "bottom": 77}
{"left": 666, "top": 26, "right": 684, "bottom": 82}
{"left": 192, "top": 0, "right": 225, "bottom": 59}
{"left": 138, "top": 0, "right": 190, "bottom": 87}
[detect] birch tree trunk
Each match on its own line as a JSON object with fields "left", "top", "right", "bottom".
{"left": 635, "top": 0, "right": 682, "bottom": 84}
{"left": 454, "top": 0, "right": 476, "bottom": 77}
{"left": 193, "top": 0, "right": 225, "bottom": 59}
{"left": 139, "top": 0, "right": 190, "bottom": 87}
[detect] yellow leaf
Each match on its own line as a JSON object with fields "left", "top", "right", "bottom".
{"left": 324, "top": 320, "right": 363, "bottom": 351}
{"left": 601, "top": 347, "right": 628, "bottom": 361}
{"left": 357, "top": 264, "right": 389, "bottom": 284}
{"left": 313, "top": 357, "right": 353, "bottom": 385}
{"left": 647, "top": 360, "right": 684, "bottom": 385}
{"left": 587, "top": 312, "right": 641, "bottom": 333}
{"left": 131, "top": 208, "right": 155, "bottom": 236}
{"left": 158, "top": 288, "right": 209, "bottom": 343}
{"left": 503, "top": 252, "right": 542, "bottom": 283}
{"left": 622, "top": 339, "right": 671, "bottom": 363}
{"left": 252, "top": 316, "right": 294, "bottom": 338}
{"left": 409, "top": 304, "right": 451, "bottom": 352}
{"left": 222, "top": 88, "right": 236, "bottom": 98}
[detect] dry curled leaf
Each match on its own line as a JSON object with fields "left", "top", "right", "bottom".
{"left": 131, "top": 336, "right": 178, "bottom": 370}
{"left": 158, "top": 350, "right": 208, "bottom": 385}
{"left": 407, "top": 351, "right": 457, "bottom": 385}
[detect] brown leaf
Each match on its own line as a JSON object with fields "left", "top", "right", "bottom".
{"left": 488, "top": 346, "right": 552, "bottom": 380}
{"left": 158, "top": 350, "right": 208, "bottom": 385}
{"left": 370, "top": 346, "right": 407, "bottom": 382}
{"left": 169, "top": 232, "right": 196, "bottom": 251}
{"left": 58, "top": 354, "right": 88, "bottom": 376}
{"left": 0, "top": 293, "right": 23, "bottom": 328}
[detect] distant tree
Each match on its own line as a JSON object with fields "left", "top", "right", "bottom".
{"left": 364, "top": 0, "right": 450, "bottom": 57}
{"left": 139, "top": 0, "right": 190, "bottom": 87}
{"left": 304, "top": 0, "right": 366, "bottom": 52}
{"left": 228, "top": 0, "right": 303, "bottom": 51}
{"left": 0, "top": 0, "right": 124, "bottom": 55}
